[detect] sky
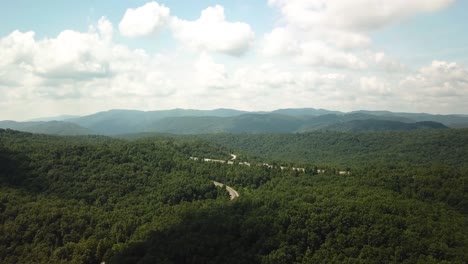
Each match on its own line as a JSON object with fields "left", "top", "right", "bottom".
{"left": 1, "top": 0, "right": 468, "bottom": 120}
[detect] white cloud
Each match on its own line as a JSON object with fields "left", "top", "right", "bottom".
{"left": 98, "top": 17, "right": 113, "bottom": 41}
{"left": 269, "top": 0, "right": 454, "bottom": 32}
{"left": 261, "top": 27, "right": 300, "bottom": 57}
{"left": 261, "top": 27, "right": 367, "bottom": 70}
{"left": 360, "top": 76, "right": 392, "bottom": 96}
{"left": 371, "top": 52, "right": 406, "bottom": 73}
{"left": 0, "top": 30, "right": 36, "bottom": 67}
{"left": 401, "top": 61, "right": 468, "bottom": 97}
{"left": 33, "top": 29, "right": 111, "bottom": 79}
{"left": 1, "top": 2, "right": 466, "bottom": 120}
{"left": 298, "top": 41, "right": 367, "bottom": 69}
{"left": 262, "top": 0, "right": 454, "bottom": 71}
{"left": 229, "top": 64, "right": 351, "bottom": 100}
{"left": 171, "top": 5, "right": 254, "bottom": 56}
{"left": 118, "top": 3, "right": 255, "bottom": 55}
{"left": 194, "top": 53, "right": 228, "bottom": 89}
{"left": 110, "top": 70, "right": 175, "bottom": 97}
{"left": 233, "top": 64, "right": 297, "bottom": 92}
{"left": 323, "top": 30, "right": 371, "bottom": 50}
{"left": 119, "top": 1, "right": 170, "bottom": 37}
{"left": 0, "top": 18, "right": 176, "bottom": 105}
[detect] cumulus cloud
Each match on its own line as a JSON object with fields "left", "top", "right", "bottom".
{"left": 119, "top": 1, "right": 170, "bottom": 37}
{"left": 171, "top": 5, "right": 254, "bottom": 56}
{"left": 262, "top": 0, "right": 454, "bottom": 71}
{"left": 117, "top": 2, "right": 255, "bottom": 55}
{"left": 231, "top": 64, "right": 297, "bottom": 93}
{"left": 401, "top": 61, "right": 468, "bottom": 97}
{"left": 261, "top": 27, "right": 300, "bottom": 57}
{"left": 1, "top": 1, "right": 466, "bottom": 120}
{"left": 298, "top": 41, "right": 367, "bottom": 69}
{"left": 369, "top": 52, "right": 406, "bottom": 73}
{"left": 0, "top": 30, "right": 36, "bottom": 67}
{"left": 194, "top": 53, "right": 228, "bottom": 89}
{"left": 261, "top": 28, "right": 367, "bottom": 70}
{"left": 98, "top": 17, "right": 113, "bottom": 41}
{"left": 30, "top": 28, "right": 116, "bottom": 81}
{"left": 0, "top": 18, "right": 175, "bottom": 103}
{"left": 268, "top": 0, "right": 453, "bottom": 32}
{"left": 221, "top": 65, "right": 364, "bottom": 110}
{"left": 323, "top": 30, "right": 371, "bottom": 50}
{"left": 360, "top": 76, "right": 392, "bottom": 96}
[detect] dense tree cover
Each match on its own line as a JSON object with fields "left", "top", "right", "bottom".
{"left": 1, "top": 128, "right": 467, "bottom": 263}
{"left": 0, "top": 129, "right": 233, "bottom": 263}
{"left": 197, "top": 129, "right": 468, "bottom": 168}
{"left": 112, "top": 170, "right": 468, "bottom": 264}
{"left": 323, "top": 119, "right": 447, "bottom": 132}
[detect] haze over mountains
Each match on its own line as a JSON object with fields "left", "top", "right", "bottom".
{"left": 1, "top": 108, "right": 465, "bottom": 136}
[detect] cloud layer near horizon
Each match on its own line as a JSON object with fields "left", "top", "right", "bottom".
{"left": 0, "top": 0, "right": 467, "bottom": 120}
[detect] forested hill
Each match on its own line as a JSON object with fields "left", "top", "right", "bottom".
{"left": 1, "top": 129, "right": 467, "bottom": 263}
{"left": 322, "top": 119, "right": 448, "bottom": 132}
{"left": 199, "top": 129, "right": 468, "bottom": 168}
{"left": 0, "top": 120, "right": 92, "bottom": 135}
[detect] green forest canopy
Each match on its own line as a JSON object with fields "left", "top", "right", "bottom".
{"left": 0, "top": 128, "right": 467, "bottom": 263}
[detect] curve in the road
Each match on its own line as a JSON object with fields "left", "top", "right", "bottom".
{"left": 213, "top": 181, "right": 239, "bottom": 200}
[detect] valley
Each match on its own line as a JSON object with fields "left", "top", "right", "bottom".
{"left": 1, "top": 128, "right": 467, "bottom": 263}
{"left": 2, "top": 1, "right": 468, "bottom": 263}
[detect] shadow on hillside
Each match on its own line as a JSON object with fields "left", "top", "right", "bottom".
{"left": 0, "top": 148, "right": 44, "bottom": 192}
{"left": 108, "top": 199, "right": 278, "bottom": 264}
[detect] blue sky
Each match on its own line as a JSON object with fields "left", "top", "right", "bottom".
{"left": 1, "top": 0, "right": 467, "bottom": 120}
{"left": 371, "top": 0, "right": 468, "bottom": 66}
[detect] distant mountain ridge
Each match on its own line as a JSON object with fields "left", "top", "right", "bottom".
{"left": 1, "top": 108, "right": 466, "bottom": 135}
{"left": 322, "top": 119, "right": 448, "bottom": 132}
{"left": 29, "top": 115, "right": 80, "bottom": 122}
{"left": 0, "top": 120, "right": 92, "bottom": 135}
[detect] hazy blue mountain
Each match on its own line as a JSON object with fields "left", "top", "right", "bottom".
{"left": 65, "top": 108, "right": 249, "bottom": 135}
{"left": 4, "top": 108, "right": 468, "bottom": 136}
{"left": 65, "top": 109, "right": 151, "bottom": 135}
{"left": 272, "top": 108, "right": 343, "bottom": 117}
{"left": 0, "top": 120, "right": 93, "bottom": 135}
{"left": 29, "top": 115, "right": 80, "bottom": 122}
{"left": 148, "top": 114, "right": 304, "bottom": 134}
{"left": 322, "top": 119, "right": 448, "bottom": 132}
{"left": 149, "top": 116, "right": 228, "bottom": 134}
{"left": 351, "top": 110, "right": 468, "bottom": 127}
{"left": 146, "top": 113, "right": 431, "bottom": 134}
{"left": 298, "top": 113, "right": 415, "bottom": 132}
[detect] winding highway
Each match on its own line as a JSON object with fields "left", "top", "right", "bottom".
{"left": 213, "top": 181, "right": 239, "bottom": 200}
{"left": 212, "top": 154, "right": 239, "bottom": 200}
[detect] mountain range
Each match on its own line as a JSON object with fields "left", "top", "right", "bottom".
{"left": 1, "top": 108, "right": 464, "bottom": 135}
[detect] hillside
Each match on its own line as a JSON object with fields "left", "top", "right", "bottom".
{"left": 199, "top": 129, "right": 468, "bottom": 168}
{"left": 0, "top": 120, "right": 93, "bottom": 135}
{"left": 351, "top": 110, "right": 468, "bottom": 127}
{"left": 150, "top": 114, "right": 304, "bottom": 134}
{"left": 322, "top": 119, "right": 448, "bottom": 132}
{"left": 1, "top": 129, "right": 467, "bottom": 263}
{"left": 65, "top": 108, "right": 249, "bottom": 135}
